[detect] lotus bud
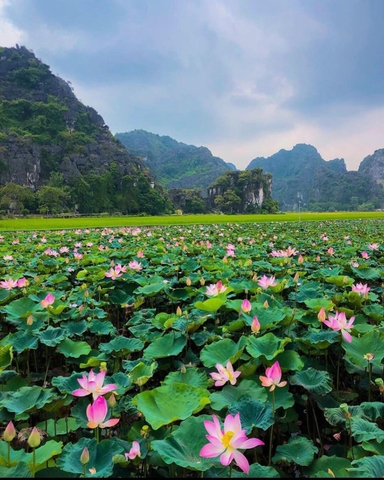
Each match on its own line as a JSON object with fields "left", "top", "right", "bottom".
{"left": 80, "top": 447, "right": 90, "bottom": 465}
{"left": 364, "top": 353, "right": 374, "bottom": 362}
{"left": 263, "top": 300, "right": 269, "bottom": 309}
{"left": 222, "top": 256, "right": 228, "bottom": 263}
{"left": 316, "top": 255, "right": 321, "bottom": 262}
{"left": 241, "top": 299, "right": 252, "bottom": 313}
{"left": 252, "top": 274, "right": 258, "bottom": 282}
{"left": 3, "top": 421, "right": 16, "bottom": 442}
{"left": 100, "top": 362, "right": 107, "bottom": 372}
{"left": 108, "top": 393, "right": 117, "bottom": 408}
{"left": 186, "top": 277, "right": 191, "bottom": 286}
{"left": 298, "top": 254, "right": 304, "bottom": 264}
{"left": 318, "top": 307, "right": 326, "bottom": 323}
{"left": 180, "top": 364, "right": 186, "bottom": 374}
{"left": 27, "top": 427, "right": 41, "bottom": 448}
{"left": 176, "top": 306, "right": 182, "bottom": 317}
{"left": 200, "top": 277, "right": 205, "bottom": 286}
{"left": 293, "top": 272, "right": 300, "bottom": 283}
{"left": 27, "top": 315, "right": 34, "bottom": 326}
{"left": 251, "top": 316, "right": 260, "bottom": 334}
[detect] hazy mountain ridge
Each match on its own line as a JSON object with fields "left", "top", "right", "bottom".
{"left": 115, "top": 129, "right": 232, "bottom": 192}
{"left": 246, "top": 144, "right": 384, "bottom": 211}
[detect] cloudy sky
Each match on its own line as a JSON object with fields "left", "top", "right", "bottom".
{"left": 1, "top": 0, "right": 383, "bottom": 170}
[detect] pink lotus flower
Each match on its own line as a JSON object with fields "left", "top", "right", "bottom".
{"left": 327, "top": 247, "right": 334, "bottom": 256}
{"left": 86, "top": 396, "right": 120, "bottom": 429}
{"left": 41, "top": 293, "right": 55, "bottom": 308}
{"left": 352, "top": 282, "right": 370, "bottom": 298}
{"left": 369, "top": 243, "right": 379, "bottom": 250}
{"left": 251, "top": 316, "right": 260, "bottom": 334}
{"left": 210, "top": 361, "right": 241, "bottom": 387}
{"left": 200, "top": 413, "right": 264, "bottom": 474}
{"left": 137, "top": 250, "right": 145, "bottom": 258}
{"left": 128, "top": 261, "right": 142, "bottom": 271}
{"left": 105, "top": 267, "right": 123, "bottom": 280}
{"left": 257, "top": 275, "right": 278, "bottom": 289}
{"left": 241, "top": 299, "right": 252, "bottom": 313}
{"left": 125, "top": 440, "right": 141, "bottom": 460}
{"left": 259, "top": 361, "right": 287, "bottom": 391}
{"left": 17, "top": 277, "right": 28, "bottom": 288}
{"left": 361, "top": 251, "right": 369, "bottom": 259}
{"left": 0, "top": 278, "right": 18, "bottom": 290}
{"left": 72, "top": 369, "right": 117, "bottom": 400}
{"left": 205, "top": 280, "right": 227, "bottom": 296}
{"left": 323, "top": 311, "right": 355, "bottom": 343}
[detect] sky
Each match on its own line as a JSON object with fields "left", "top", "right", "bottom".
{"left": 1, "top": 0, "right": 384, "bottom": 171}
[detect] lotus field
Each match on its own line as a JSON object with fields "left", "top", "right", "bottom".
{"left": 1, "top": 219, "right": 384, "bottom": 478}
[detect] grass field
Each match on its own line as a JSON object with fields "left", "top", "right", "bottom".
{"left": 1, "top": 211, "right": 384, "bottom": 231}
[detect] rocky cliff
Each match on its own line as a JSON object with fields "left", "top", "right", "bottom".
{"left": 0, "top": 45, "right": 170, "bottom": 214}
{"left": 358, "top": 149, "right": 384, "bottom": 185}
{"left": 206, "top": 168, "right": 276, "bottom": 213}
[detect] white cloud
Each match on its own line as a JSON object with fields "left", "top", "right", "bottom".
{"left": 0, "top": 0, "right": 22, "bottom": 47}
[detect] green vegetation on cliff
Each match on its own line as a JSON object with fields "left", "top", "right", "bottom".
{"left": 115, "top": 129, "right": 232, "bottom": 191}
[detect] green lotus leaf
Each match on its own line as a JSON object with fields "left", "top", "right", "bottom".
{"left": 350, "top": 266, "right": 381, "bottom": 280}
{"left": 2, "top": 297, "right": 38, "bottom": 318}
{"left": 272, "top": 436, "right": 318, "bottom": 466}
{"left": 228, "top": 395, "right": 274, "bottom": 432}
{"left": 51, "top": 371, "right": 90, "bottom": 394}
{"left": 350, "top": 417, "right": 384, "bottom": 443}
{"left": 209, "top": 379, "right": 267, "bottom": 411}
{"left": 0, "top": 386, "right": 58, "bottom": 415}
{"left": 64, "top": 320, "right": 88, "bottom": 336}
{"left": 304, "top": 455, "right": 351, "bottom": 478}
{"left": 0, "top": 462, "right": 31, "bottom": 478}
{"left": 108, "top": 286, "right": 136, "bottom": 305}
{"left": 0, "top": 439, "right": 62, "bottom": 468}
{"left": 89, "top": 319, "right": 117, "bottom": 335}
{"left": 57, "top": 438, "right": 123, "bottom": 477}
{"left": 132, "top": 383, "right": 210, "bottom": 430}
{"left": 163, "top": 367, "right": 208, "bottom": 389}
{"left": 58, "top": 338, "right": 91, "bottom": 358}
{"left": 200, "top": 337, "right": 246, "bottom": 368}
{"left": 289, "top": 368, "right": 332, "bottom": 395}
{"left": 0, "top": 344, "right": 12, "bottom": 372}
{"left": 99, "top": 336, "right": 144, "bottom": 355}
{"left": 342, "top": 330, "right": 384, "bottom": 373}
{"left": 70, "top": 397, "right": 89, "bottom": 428}
{"left": 166, "top": 287, "right": 190, "bottom": 301}
{"left": 266, "top": 384, "right": 294, "bottom": 410}
{"left": 143, "top": 332, "right": 186, "bottom": 359}
{"left": 325, "top": 275, "right": 354, "bottom": 287}
{"left": 250, "top": 307, "right": 286, "bottom": 329}
{"left": 194, "top": 297, "right": 226, "bottom": 312}
{"left": 221, "top": 318, "right": 245, "bottom": 333}
{"left": 361, "top": 440, "right": 384, "bottom": 455}
{"left": 362, "top": 304, "right": 384, "bottom": 322}
{"left": 360, "top": 401, "right": 384, "bottom": 421}
{"left": 106, "top": 372, "right": 132, "bottom": 395}
{"left": 231, "top": 463, "right": 281, "bottom": 477}
{"left": 135, "top": 282, "right": 166, "bottom": 296}
{"left": 128, "top": 361, "right": 157, "bottom": 386}
{"left": 299, "top": 329, "right": 339, "bottom": 349}
{"left": 304, "top": 298, "right": 335, "bottom": 312}
{"left": 274, "top": 350, "right": 304, "bottom": 372}
{"left": 39, "top": 326, "right": 66, "bottom": 346}
{"left": 12, "top": 330, "right": 38, "bottom": 353}
{"left": 246, "top": 333, "right": 291, "bottom": 361}
{"left": 151, "top": 415, "right": 221, "bottom": 471}
{"left": 0, "top": 369, "right": 17, "bottom": 382}
{"left": 76, "top": 269, "right": 88, "bottom": 279}
{"left": 347, "top": 456, "right": 384, "bottom": 478}
{"left": 36, "top": 417, "right": 78, "bottom": 436}
{"left": 324, "top": 404, "right": 366, "bottom": 427}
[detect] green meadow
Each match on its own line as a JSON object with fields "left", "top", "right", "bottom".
{"left": 2, "top": 211, "right": 384, "bottom": 231}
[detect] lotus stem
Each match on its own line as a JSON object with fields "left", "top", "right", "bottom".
{"left": 268, "top": 390, "right": 275, "bottom": 466}
{"left": 32, "top": 448, "right": 36, "bottom": 478}
{"left": 7, "top": 442, "right": 10, "bottom": 467}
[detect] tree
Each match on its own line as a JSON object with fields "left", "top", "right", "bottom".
{"left": 37, "top": 186, "right": 70, "bottom": 214}
{"left": 0, "top": 183, "right": 36, "bottom": 213}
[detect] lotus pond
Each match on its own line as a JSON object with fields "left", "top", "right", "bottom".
{"left": 1, "top": 219, "right": 384, "bottom": 478}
